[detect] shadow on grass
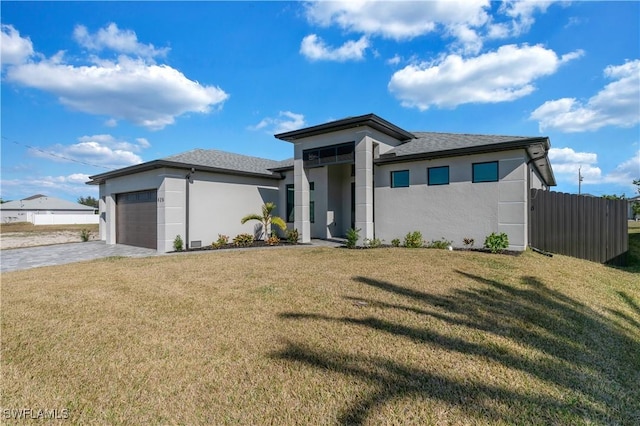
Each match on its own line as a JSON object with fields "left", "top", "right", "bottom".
{"left": 273, "top": 273, "right": 640, "bottom": 425}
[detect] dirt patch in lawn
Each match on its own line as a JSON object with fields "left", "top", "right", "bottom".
{"left": 0, "top": 230, "right": 99, "bottom": 249}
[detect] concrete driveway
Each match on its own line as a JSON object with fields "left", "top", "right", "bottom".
{"left": 1, "top": 241, "right": 160, "bottom": 273}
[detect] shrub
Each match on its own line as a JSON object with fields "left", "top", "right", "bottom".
{"left": 403, "top": 231, "right": 423, "bottom": 248}
{"left": 173, "top": 235, "right": 184, "bottom": 251}
{"left": 363, "top": 237, "right": 382, "bottom": 248}
{"left": 266, "top": 235, "right": 280, "bottom": 246}
{"left": 286, "top": 228, "right": 299, "bottom": 244}
{"left": 212, "top": 234, "right": 229, "bottom": 249}
{"left": 80, "top": 228, "right": 91, "bottom": 242}
{"left": 463, "top": 237, "right": 475, "bottom": 249}
{"left": 484, "top": 232, "right": 509, "bottom": 253}
{"left": 427, "top": 238, "right": 452, "bottom": 249}
{"left": 391, "top": 238, "right": 401, "bottom": 247}
{"left": 345, "top": 228, "right": 361, "bottom": 249}
{"left": 233, "top": 233, "right": 254, "bottom": 247}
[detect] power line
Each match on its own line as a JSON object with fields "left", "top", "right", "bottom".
{"left": 1, "top": 135, "right": 113, "bottom": 170}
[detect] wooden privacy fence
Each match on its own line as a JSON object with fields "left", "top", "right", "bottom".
{"left": 529, "top": 189, "right": 628, "bottom": 265}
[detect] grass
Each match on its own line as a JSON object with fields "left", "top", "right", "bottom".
{"left": 0, "top": 222, "right": 99, "bottom": 234}
{"left": 1, "top": 244, "right": 639, "bottom": 424}
{"left": 627, "top": 221, "right": 640, "bottom": 271}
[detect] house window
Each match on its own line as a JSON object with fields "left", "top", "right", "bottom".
{"left": 303, "top": 142, "right": 354, "bottom": 167}
{"left": 473, "top": 161, "right": 498, "bottom": 183}
{"left": 428, "top": 166, "right": 449, "bottom": 185}
{"left": 286, "top": 182, "right": 315, "bottom": 223}
{"left": 391, "top": 170, "right": 410, "bottom": 188}
{"left": 286, "top": 184, "right": 294, "bottom": 222}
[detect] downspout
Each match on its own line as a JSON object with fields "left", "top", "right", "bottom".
{"left": 185, "top": 168, "right": 195, "bottom": 250}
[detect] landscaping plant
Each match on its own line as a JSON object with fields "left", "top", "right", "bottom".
{"left": 484, "top": 232, "right": 509, "bottom": 253}
{"left": 173, "top": 235, "right": 184, "bottom": 251}
{"left": 286, "top": 228, "right": 300, "bottom": 244}
{"left": 427, "top": 238, "right": 453, "bottom": 249}
{"left": 212, "top": 234, "right": 229, "bottom": 249}
{"left": 233, "top": 233, "right": 254, "bottom": 247}
{"left": 403, "top": 231, "right": 423, "bottom": 248}
{"left": 345, "top": 227, "right": 360, "bottom": 249}
{"left": 240, "top": 202, "right": 286, "bottom": 242}
{"left": 391, "top": 238, "right": 401, "bottom": 247}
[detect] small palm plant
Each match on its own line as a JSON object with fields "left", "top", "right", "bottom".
{"left": 241, "top": 202, "right": 287, "bottom": 242}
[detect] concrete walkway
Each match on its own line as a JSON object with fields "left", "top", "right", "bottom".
{"left": 1, "top": 241, "right": 160, "bottom": 273}
{"left": 1, "top": 239, "right": 343, "bottom": 273}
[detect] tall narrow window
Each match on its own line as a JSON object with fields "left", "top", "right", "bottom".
{"left": 472, "top": 161, "right": 499, "bottom": 183}
{"left": 309, "top": 182, "right": 315, "bottom": 223}
{"left": 286, "top": 184, "right": 294, "bottom": 223}
{"left": 285, "top": 182, "right": 315, "bottom": 223}
{"left": 391, "top": 170, "right": 410, "bottom": 188}
{"left": 428, "top": 166, "right": 449, "bottom": 185}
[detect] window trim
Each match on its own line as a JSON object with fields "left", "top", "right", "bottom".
{"left": 391, "top": 170, "right": 410, "bottom": 188}
{"left": 428, "top": 166, "right": 450, "bottom": 186}
{"left": 472, "top": 161, "right": 499, "bottom": 183}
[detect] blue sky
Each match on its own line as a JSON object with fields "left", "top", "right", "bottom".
{"left": 1, "top": 1, "right": 638, "bottom": 202}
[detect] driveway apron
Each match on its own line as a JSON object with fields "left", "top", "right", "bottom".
{"left": 1, "top": 241, "right": 159, "bottom": 273}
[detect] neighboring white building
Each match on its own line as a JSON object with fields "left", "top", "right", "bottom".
{"left": 0, "top": 194, "right": 98, "bottom": 225}
{"left": 88, "top": 114, "right": 556, "bottom": 252}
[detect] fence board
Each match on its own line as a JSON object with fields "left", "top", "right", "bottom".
{"left": 529, "top": 190, "right": 628, "bottom": 265}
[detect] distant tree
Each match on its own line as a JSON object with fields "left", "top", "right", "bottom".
{"left": 632, "top": 180, "right": 640, "bottom": 219}
{"left": 0, "top": 198, "right": 5, "bottom": 204}
{"left": 601, "top": 194, "right": 626, "bottom": 200}
{"left": 77, "top": 195, "right": 99, "bottom": 208}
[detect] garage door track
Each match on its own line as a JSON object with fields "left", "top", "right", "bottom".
{"left": 1, "top": 241, "right": 159, "bottom": 273}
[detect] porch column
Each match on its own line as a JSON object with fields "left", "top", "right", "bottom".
{"left": 294, "top": 144, "right": 311, "bottom": 243}
{"left": 355, "top": 132, "right": 374, "bottom": 243}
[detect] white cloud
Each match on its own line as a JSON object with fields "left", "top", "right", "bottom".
{"left": 549, "top": 147, "right": 640, "bottom": 187}
{"left": 1, "top": 174, "right": 96, "bottom": 198}
{"left": 386, "top": 54, "right": 402, "bottom": 66}
{"left": 300, "top": 34, "right": 369, "bottom": 62}
{"left": 388, "top": 44, "right": 582, "bottom": 110}
{"left": 0, "top": 24, "right": 34, "bottom": 66}
{"left": 303, "top": 1, "right": 560, "bottom": 57}
{"left": 304, "top": 0, "right": 489, "bottom": 41}
{"left": 489, "top": 1, "right": 555, "bottom": 39}
{"left": 250, "top": 111, "right": 306, "bottom": 134}
{"left": 73, "top": 23, "right": 169, "bottom": 59}
{"left": 531, "top": 59, "right": 640, "bottom": 132}
{"left": 3, "top": 24, "right": 229, "bottom": 130}
{"left": 30, "top": 134, "right": 150, "bottom": 169}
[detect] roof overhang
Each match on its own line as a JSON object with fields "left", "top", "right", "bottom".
{"left": 376, "top": 137, "right": 556, "bottom": 187}
{"left": 275, "top": 113, "right": 415, "bottom": 142}
{"left": 87, "top": 160, "right": 281, "bottom": 185}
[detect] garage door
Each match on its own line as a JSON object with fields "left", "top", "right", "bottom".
{"left": 116, "top": 190, "right": 157, "bottom": 249}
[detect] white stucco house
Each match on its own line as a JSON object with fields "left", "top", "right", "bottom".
{"left": 87, "top": 114, "right": 556, "bottom": 252}
{"left": 0, "top": 194, "right": 98, "bottom": 224}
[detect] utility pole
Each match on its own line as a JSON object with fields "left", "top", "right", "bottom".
{"left": 578, "top": 166, "right": 584, "bottom": 195}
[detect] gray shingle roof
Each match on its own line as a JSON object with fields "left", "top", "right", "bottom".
{"left": 0, "top": 195, "right": 96, "bottom": 211}
{"left": 162, "top": 149, "right": 284, "bottom": 177}
{"left": 383, "top": 132, "right": 538, "bottom": 158}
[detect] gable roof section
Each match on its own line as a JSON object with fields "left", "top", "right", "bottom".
{"left": 378, "top": 132, "right": 556, "bottom": 186}
{"left": 0, "top": 195, "right": 96, "bottom": 211}
{"left": 275, "top": 113, "right": 415, "bottom": 142}
{"left": 88, "top": 148, "right": 285, "bottom": 185}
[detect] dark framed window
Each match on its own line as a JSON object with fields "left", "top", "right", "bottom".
{"left": 473, "top": 161, "right": 498, "bottom": 183}
{"left": 428, "top": 166, "right": 449, "bottom": 185}
{"left": 391, "top": 170, "right": 410, "bottom": 188}
{"left": 309, "top": 182, "right": 315, "bottom": 223}
{"left": 286, "top": 184, "right": 294, "bottom": 222}
{"left": 303, "top": 142, "right": 354, "bottom": 167}
{"left": 285, "top": 182, "right": 315, "bottom": 223}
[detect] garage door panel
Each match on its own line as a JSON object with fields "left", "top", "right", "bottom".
{"left": 116, "top": 190, "right": 157, "bottom": 249}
